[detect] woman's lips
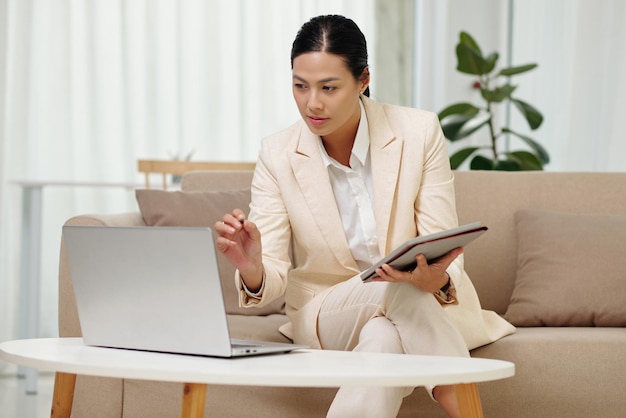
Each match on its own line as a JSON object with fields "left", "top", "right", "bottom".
{"left": 308, "top": 116, "right": 328, "bottom": 127}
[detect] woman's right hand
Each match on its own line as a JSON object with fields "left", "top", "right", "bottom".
{"left": 214, "top": 209, "right": 264, "bottom": 291}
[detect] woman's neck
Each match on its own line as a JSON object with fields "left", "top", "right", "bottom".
{"left": 321, "top": 105, "right": 361, "bottom": 167}
{"left": 322, "top": 135, "right": 355, "bottom": 167}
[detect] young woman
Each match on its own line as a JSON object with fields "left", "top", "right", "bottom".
{"left": 215, "top": 15, "right": 514, "bottom": 418}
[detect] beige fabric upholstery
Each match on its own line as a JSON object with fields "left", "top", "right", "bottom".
{"left": 57, "top": 170, "right": 626, "bottom": 418}
{"left": 506, "top": 209, "right": 626, "bottom": 326}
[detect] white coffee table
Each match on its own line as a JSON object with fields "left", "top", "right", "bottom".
{"left": 0, "top": 338, "right": 514, "bottom": 418}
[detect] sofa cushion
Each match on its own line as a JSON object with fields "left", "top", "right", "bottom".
{"left": 504, "top": 209, "right": 626, "bottom": 326}
{"left": 135, "top": 188, "right": 285, "bottom": 316}
{"left": 470, "top": 327, "right": 626, "bottom": 418}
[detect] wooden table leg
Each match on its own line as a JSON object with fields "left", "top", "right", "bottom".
{"left": 455, "top": 383, "right": 484, "bottom": 418}
{"left": 181, "top": 383, "right": 207, "bottom": 418}
{"left": 50, "top": 372, "right": 77, "bottom": 418}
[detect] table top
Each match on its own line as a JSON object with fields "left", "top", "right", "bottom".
{"left": 11, "top": 179, "right": 143, "bottom": 189}
{"left": 0, "top": 338, "right": 514, "bottom": 388}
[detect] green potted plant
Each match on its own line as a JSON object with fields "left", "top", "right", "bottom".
{"left": 438, "top": 32, "right": 549, "bottom": 170}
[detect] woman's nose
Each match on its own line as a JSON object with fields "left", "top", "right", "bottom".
{"left": 307, "top": 91, "right": 323, "bottom": 111}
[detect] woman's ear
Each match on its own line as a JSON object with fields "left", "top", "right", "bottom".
{"left": 359, "top": 67, "right": 370, "bottom": 94}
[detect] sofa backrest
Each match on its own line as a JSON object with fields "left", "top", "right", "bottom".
{"left": 453, "top": 171, "right": 626, "bottom": 313}
{"left": 182, "top": 170, "right": 254, "bottom": 192}
{"left": 181, "top": 170, "right": 626, "bottom": 315}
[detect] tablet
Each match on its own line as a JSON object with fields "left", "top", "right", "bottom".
{"left": 361, "top": 222, "right": 487, "bottom": 282}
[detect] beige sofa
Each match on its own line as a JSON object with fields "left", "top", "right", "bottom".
{"left": 58, "top": 170, "right": 626, "bottom": 418}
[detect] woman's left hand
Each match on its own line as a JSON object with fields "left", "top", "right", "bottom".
{"left": 371, "top": 247, "right": 463, "bottom": 293}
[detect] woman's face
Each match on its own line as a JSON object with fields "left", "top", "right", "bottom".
{"left": 292, "top": 52, "right": 369, "bottom": 141}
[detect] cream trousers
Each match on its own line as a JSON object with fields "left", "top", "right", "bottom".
{"left": 315, "top": 275, "right": 468, "bottom": 418}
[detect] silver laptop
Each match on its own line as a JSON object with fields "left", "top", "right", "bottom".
{"left": 62, "top": 225, "right": 306, "bottom": 357}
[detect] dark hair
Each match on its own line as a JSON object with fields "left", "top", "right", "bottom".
{"left": 291, "top": 15, "right": 370, "bottom": 97}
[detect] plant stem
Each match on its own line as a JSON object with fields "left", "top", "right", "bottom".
{"left": 487, "top": 114, "right": 498, "bottom": 163}
{"left": 483, "top": 75, "right": 498, "bottom": 163}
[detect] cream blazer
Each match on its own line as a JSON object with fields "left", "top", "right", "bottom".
{"left": 236, "top": 96, "right": 515, "bottom": 350}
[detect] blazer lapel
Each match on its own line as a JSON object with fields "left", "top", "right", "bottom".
{"left": 362, "top": 97, "right": 403, "bottom": 255}
{"left": 289, "top": 125, "right": 359, "bottom": 270}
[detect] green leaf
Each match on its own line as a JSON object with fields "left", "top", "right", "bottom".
{"left": 440, "top": 111, "right": 491, "bottom": 141}
{"left": 437, "top": 102, "right": 480, "bottom": 120}
{"left": 505, "top": 151, "right": 543, "bottom": 170}
{"left": 510, "top": 98, "right": 543, "bottom": 130}
{"left": 456, "top": 32, "right": 498, "bottom": 75}
{"left": 484, "top": 52, "right": 499, "bottom": 74}
{"left": 449, "top": 147, "right": 481, "bottom": 169}
{"left": 481, "top": 84, "right": 517, "bottom": 103}
{"left": 503, "top": 128, "right": 550, "bottom": 164}
{"left": 494, "top": 158, "right": 521, "bottom": 171}
{"left": 456, "top": 42, "right": 489, "bottom": 75}
{"left": 499, "top": 63, "right": 538, "bottom": 77}
{"left": 470, "top": 155, "right": 495, "bottom": 170}
{"left": 459, "top": 32, "right": 482, "bottom": 55}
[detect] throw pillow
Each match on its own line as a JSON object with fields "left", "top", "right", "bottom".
{"left": 504, "top": 209, "right": 626, "bottom": 326}
{"left": 135, "top": 188, "right": 285, "bottom": 316}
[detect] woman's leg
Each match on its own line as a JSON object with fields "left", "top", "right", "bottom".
{"left": 317, "top": 274, "right": 467, "bottom": 356}
{"left": 326, "top": 317, "right": 413, "bottom": 418}
{"left": 317, "top": 274, "right": 468, "bottom": 418}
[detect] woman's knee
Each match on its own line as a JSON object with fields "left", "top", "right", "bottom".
{"left": 354, "top": 317, "right": 404, "bottom": 354}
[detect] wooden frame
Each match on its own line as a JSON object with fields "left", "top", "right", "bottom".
{"left": 137, "top": 159, "right": 256, "bottom": 189}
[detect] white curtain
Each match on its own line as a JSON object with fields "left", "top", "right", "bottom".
{"left": 0, "top": 0, "right": 375, "bottom": 373}
{"left": 510, "top": 0, "right": 626, "bottom": 171}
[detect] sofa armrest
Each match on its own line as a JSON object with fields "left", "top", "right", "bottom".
{"left": 58, "top": 212, "right": 146, "bottom": 337}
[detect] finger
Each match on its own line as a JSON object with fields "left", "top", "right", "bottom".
{"left": 215, "top": 220, "right": 235, "bottom": 237}
{"left": 373, "top": 266, "right": 392, "bottom": 282}
{"left": 377, "top": 264, "right": 405, "bottom": 282}
{"left": 414, "top": 253, "right": 428, "bottom": 270}
{"left": 215, "top": 214, "right": 244, "bottom": 239}
{"left": 414, "top": 247, "right": 464, "bottom": 271}
{"left": 232, "top": 208, "right": 247, "bottom": 223}
{"left": 240, "top": 217, "right": 261, "bottom": 241}
{"left": 433, "top": 247, "right": 464, "bottom": 269}
{"left": 222, "top": 211, "right": 245, "bottom": 229}
{"left": 214, "top": 219, "right": 232, "bottom": 235}
{"left": 215, "top": 236, "right": 239, "bottom": 254}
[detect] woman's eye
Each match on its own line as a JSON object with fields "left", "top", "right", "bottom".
{"left": 322, "top": 86, "right": 336, "bottom": 92}
{"left": 294, "top": 83, "right": 306, "bottom": 89}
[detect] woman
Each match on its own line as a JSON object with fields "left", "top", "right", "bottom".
{"left": 215, "top": 15, "right": 514, "bottom": 418}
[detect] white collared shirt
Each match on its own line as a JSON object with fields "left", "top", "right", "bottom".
{"left": 318, "top": 100, "right": 381, "bottom": 270}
